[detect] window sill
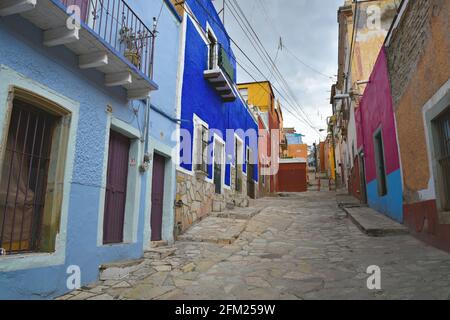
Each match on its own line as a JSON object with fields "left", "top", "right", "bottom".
{"left": 0, "top": 249, "right": 64, "bottom": 272}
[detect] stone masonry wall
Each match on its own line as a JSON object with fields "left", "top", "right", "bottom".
{"left": 386, "top": 0, "right": 433, "bottom": 108}
{"left": 175, "top": 169, "right": 250, "bottom": 236}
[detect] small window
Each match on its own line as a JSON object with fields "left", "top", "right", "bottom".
{"left": 195, "top": 124, "right": 209, "bottom": 173}
{"left": 434, "top": 107, "right": 450, "bottom": 210}
{"left": 374, "top": 130, "right": 387, "bottom": 197}
{"left": 0, "top": 99, "right": 59, "bottom": 255}
{"left": 240, "top": 88, "right": 249, "bottom": 104}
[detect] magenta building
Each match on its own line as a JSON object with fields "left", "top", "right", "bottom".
{"left": 355, "top": 48, "right": 403, "bottom": 222}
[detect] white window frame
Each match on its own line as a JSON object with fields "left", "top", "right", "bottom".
{"left": 0, "top": 65, "right": 79, "bottom": 272}
{"left": 206, "top": 23, "right": 219, "bottom": 70}
{"left": 97, "top": 116, "right": 142, "bottom": 246}
{"left": 192, "top": 114, "right": 210, "bottom": 180}
{"left": 213, "top": 134, "right": 226, "bottom": 194}
{"left": 423, "top": 79, "right": 450, "bottom": 213}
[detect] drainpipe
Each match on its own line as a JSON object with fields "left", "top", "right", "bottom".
{"left": 140, "top": 96, "right": 152, "bottom": 173}
{"left": 140, "top": 17, "right": 158, "bottom": 173}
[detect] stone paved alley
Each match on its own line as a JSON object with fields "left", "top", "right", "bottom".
{"left": 61, "top": 190, "right": 450, "bottom": 300}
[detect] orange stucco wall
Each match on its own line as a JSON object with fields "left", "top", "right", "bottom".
{"left": 387, "top": 0, "right": 449, "bottom": 201}
{"left": 287, "top": 144, "right": 308, "bottom": 159}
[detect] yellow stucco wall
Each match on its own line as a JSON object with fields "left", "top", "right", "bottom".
{"left": 237, "top": 82, "right": 274, "bottom": 112}
{"left": 349, "top": 0, "right": 400, "bottom": 94}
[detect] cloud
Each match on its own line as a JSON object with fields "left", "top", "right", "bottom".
{"left": 215, "top": 0, "right": 341, "bottom": 144}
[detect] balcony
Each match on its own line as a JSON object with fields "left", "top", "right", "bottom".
{"left": 203, "top": 44, "right": 237, "bottom": 102}
{"left": 0, "top": 0, "right": 158, "bottom": 99}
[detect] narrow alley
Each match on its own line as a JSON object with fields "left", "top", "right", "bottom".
{"left": 61, "top": 187, "right": 450, "bottom": 300}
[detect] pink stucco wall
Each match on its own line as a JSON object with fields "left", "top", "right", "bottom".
{"left": 356, "top": 48, "right": 400, "bottom": 184}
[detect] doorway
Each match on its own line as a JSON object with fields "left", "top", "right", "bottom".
{"left": 358, "top": 151, "right": 367, "bottom": 204}
{"left": 103, "top": 130, "right": 130, "bottom": 244}
{"left": 247, "top": 148, "right": 256, "bottom": 199}
{"left": 151, "top": 153, "right": 166, "bottom": 241}
{"left": 214, "top": 141, "right": 224, "bottom": 194}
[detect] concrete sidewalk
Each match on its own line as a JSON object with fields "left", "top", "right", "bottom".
{"left": 343, "top": 206, "right": 408, "bottom": 237}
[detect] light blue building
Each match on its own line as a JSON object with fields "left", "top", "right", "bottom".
{"left": 173, "top": 0, "right": 259, "bottom": 234}
{"left": 0, "top": 0, "right": 180, "bottom": 299}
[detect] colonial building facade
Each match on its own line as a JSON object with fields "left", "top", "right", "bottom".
{"left": 172, "top": 0, "right": 259, "bottom": 235}
{"left": 0, "top": 0, "right": 181, "bottom": 299}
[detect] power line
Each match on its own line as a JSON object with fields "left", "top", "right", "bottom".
{"left": 183, "top": 0, "right": 324, "bottom": 137}
{"left": 283, "top": 45, "right": 337, "bottom": 80}
{"left": 228, "top": 0, "right": 322, "bottom": 133}
{"left": 225, "top": 0, "right": 321, "bottom": 134}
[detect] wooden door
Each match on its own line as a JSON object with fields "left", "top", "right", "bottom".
{"left": 103, "top": 131, "right": 130, "bottom": 244}
{"left": 151, "top": 153, "right": 165, "bottom": 241}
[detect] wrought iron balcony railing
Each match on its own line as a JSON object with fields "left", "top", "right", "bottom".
{"left": 60, "top": 0, "right": 155, "bottom": 79}
{"left": 0, "top": 0, "right": 158, "bottom": 99}
{"left": 204, "top": 43, "right": 237, "bottom": 102}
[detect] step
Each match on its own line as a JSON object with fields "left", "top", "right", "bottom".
{"left": 150, "top": 240, "right": 168, "bottom": 248}
{"left": 144, "top": 247, "right": 177, "bottom": 260}
{"left": 211, "top": 207, "right": 262, "bottom": 220}
{"left": 99, "top": 259, "right": 146, "bottom": 281}
{"left": 177, "top": 217, "right": 247, "bottom": 244}
{"left": 343, "top": 206, "right": 409, "bottom": 237}
{"left": 336, "top": 194, "right": 365, "bottom": 208}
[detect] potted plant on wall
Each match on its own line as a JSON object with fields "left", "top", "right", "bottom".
{"left": 119, "top": 26, "right": 147, "bottom": 68}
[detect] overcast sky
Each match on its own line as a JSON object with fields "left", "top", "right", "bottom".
{"left": 213, "top": 0, "right": 342, "bottom": 145}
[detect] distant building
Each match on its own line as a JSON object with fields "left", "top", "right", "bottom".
{"left": 237, "top": 81, "right": 280, "bottom": 196}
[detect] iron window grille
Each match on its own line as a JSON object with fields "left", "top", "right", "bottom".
{"left": 0, "top": 100, "right": 58, "bottom": 255}
{"left": 195, "top": 124, "right": 209, "bottom": 174}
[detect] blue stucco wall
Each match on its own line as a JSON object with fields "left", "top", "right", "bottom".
{"left": 0, "top": 0, "right": 180, "bottom": 299}
{"left": 366, "top": 169, "right": 403, "bottom": 223}
{"left": 127, "top": 0, "right": 180, "bottom": 147}
{"left": 179, "top": 0, "right": 258, "bottom": 184}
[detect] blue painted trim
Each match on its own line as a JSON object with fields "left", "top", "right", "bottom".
{"left": 163, "top": 0, "right": 182, "bottom": 22}
{"left": 50, "top": 0, "right": 159, "bottom": 91}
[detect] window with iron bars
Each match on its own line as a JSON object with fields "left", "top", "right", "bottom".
{"left": 435, "top": 107, "right": 450, "bottom": 211}
{"left": 195, "top": 124, "right": 209, "bottom": 174}
{"left": 0, "top": 99, "right": 59, "bottom": 255}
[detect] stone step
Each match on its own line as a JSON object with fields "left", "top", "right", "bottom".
{"left": 150, "top": 240, "right": 168, "bottom": 248}
{"left": 144, "top": 247, "right": 177, "bottom": 260}
{"left": 336, "top": 194, "right": 365, "bottom": 208}
{"left": 343, "top": 206, "right": 409, "bottom": 237}
{"left": 99, "top": 259, "right": 146, "bottom": 281}
{"left": 177, "top": 217, "right": 247, "bottom": 244}
{"left": 211, "top": 207, "right": 262, "bottom": 220}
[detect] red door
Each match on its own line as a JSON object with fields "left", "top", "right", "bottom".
{"left": 103, "top": 131, "right": 130, "bottom": 244}
{"left": 62, "top": 0, "right": 89, "bottom": 22}
{"left": 151, "top": 154, "right": 165, "bottom": 241}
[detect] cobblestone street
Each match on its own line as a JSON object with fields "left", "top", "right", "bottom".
{"left": 62, "top": 191, "right": 450, "bottom": 300}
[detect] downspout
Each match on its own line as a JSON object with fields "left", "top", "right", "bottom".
{"left": 140, "top": 17, "right": 158, "bottom": 172}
